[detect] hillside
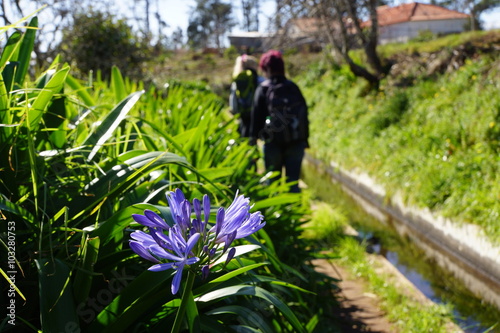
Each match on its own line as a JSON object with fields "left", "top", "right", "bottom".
{"left": 300, "top": 30, "right": 500, "bottom": 245}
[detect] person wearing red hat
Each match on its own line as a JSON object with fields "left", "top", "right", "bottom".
{"left": 250, "top": 50, "right": 309, "bottom": 193}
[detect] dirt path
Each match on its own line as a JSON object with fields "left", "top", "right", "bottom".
{"left": 313, "top": 258, "right": 396, "bottom": 332}
{"left": 313, "top": 255, "right": 464, "bottom": 333}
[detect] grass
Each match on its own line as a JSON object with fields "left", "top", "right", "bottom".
{"left": 378, "top": 29, "right": 500, "bottom": 57}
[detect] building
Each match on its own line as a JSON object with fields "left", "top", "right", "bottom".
{"left": 227, "top": 19, "right": 325, "bottom": 52}
{"left": 369, "top": 2, "right": 470, "bottom": 44}
{"left": 227, "top": 31, "right": 274, "bottom": 53}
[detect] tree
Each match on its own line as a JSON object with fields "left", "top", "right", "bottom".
{"left": 187, "top": 0, "right": 235, "bottom": 50}
{"left": 280, "top": 0, "right": 388, "bottom": 88}
{"left": 431, "top": 0, "right": 500, "bottom": 30}
{"left": 241, "top": 0, "right": 260, "bottom": 31}
{"left": 58, "top": 10, "right": 151, "bottom": 80}
{"left": 187, "top": 8, "right": 210, "bottom": 49}
{"left": 0, "top": 1, "right": 129, "bottom": 62}
{"left": 171, "top": 27, "right": 184, "bottom": 50}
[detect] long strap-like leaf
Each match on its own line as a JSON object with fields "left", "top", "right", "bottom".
{"left": 28, "top": 65, "right": 70, "bottom": 130}
{"left": 82, "top": 90, "right": 144, "bottom": 161}
{"left": 0, "top": 31, "right": 22, "bottom": 70}
{"left": 14, "top": 16, "right": 38, "bottom": 87}
{"left": 196, "top": 285, "right": 307, "bottom": 333}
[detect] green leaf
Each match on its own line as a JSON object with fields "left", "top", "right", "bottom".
{"left": 0, "top": 72, "right": 9, "bottom": 113}
{"left": 0, "top": 267, "right": 26, "bottom": 301}
{"left": 65, "top": 74, "right": 95, "bottom": 106}
{"left": 0, "top": 198, "right": 36, "bottom": 228}
{"left": 0, "top": 31, "right": 22, "bottom": 69}
{"left": 186, "top": 290, "right": 200, "bottom": 333}
{"left": 111, "top": 66, "right": 127, "bottom": 102}
{"left": 86, "top": 269, "right": 174, "bottom": 332}
{"left": 2, "top": 61, "right": 17, "bottom": 94}
{"left": 80, "top": 152, "right": 189, "bottom": 212}
{"left": 191, "top": 262, "right": 267, "bottom": 299}
{"left": 89, "top": 204, "right": 152, "bottom": 246}
{"left": 252, "top": 193, "right": 301, "bottom": 211}
{"left": 187, "top": 167, "right": 234, "bottom": 181}
{"left": 41, "top": 91, "right": 67, "bottom": 149}
{"left": 82, "top": 90, "right": 144, "bottom": 161}
{"left": 228, "top": 326, "right": 263, "bottom": 333}
{"left": 206, "top": 306, "right": 274, "bottom": 333}
{"left": 306, "top": 314, "right": 319, "bottom": 332}
{"left": 73, "top": 236, "right": 100, "bottom": 304}
{"left": 236, "top": 275, "right": 313, "bottom": 294}
{"left": 133, "top": 117, "right": 187, "bottom": 156}
{"left": 28, "top": 65, "right": 70, "bottom": 130}
{"left": 15, "top": 16, "right": 37, "bottom": 86}
{"left": 36, "top": 258, "right": 80, "bottom": 333}
{"left": 208, "top": 263, "right": 266, "bottom": 284}
{"left": 195, "top": 285, "right": 306, "bottom": 333}
{"left": 210, "top": 245, "right": 262, "bottom": 267}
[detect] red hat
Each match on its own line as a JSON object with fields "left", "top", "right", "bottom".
{"left": 259, "top": 50, "right": 284, "bottom": 74}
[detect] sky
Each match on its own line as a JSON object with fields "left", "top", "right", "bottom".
{"left": 160, "top": 0, "right": 277, "bottom": 35}
{"left": 159, "top": 0, "right": 500, "bottom": 36}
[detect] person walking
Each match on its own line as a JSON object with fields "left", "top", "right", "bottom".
{"left": 229, "top": 54, "right": 264, "bottom": 137}
{"left": 250, "top": 50, "right": 309, "bottom": 193}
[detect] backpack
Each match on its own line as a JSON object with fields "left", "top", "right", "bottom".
{"left": 233, "top": 69, "right": 257, "bottom": 115}
{"left": 263, "top": 79, "right": 308, "bottom": 144}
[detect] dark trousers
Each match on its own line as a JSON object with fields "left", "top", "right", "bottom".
{"left": 263, "top": 140, "right": 306, "bottom": 193}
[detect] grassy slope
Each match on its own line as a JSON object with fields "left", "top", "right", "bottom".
{"left": 299, "top": 30, "right": 500, "bottom": 244}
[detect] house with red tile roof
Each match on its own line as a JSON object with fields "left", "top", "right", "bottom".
{"left": 228, "top": 2, "right": 470, "bottom": 51}
{"left": 367, "top": 2, "right": 470, "bottom": 44}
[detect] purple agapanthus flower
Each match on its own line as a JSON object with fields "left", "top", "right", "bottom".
{"left": 149, "top": 226, "right": 200, "bottom": 294}
{"left": 211, "top": 192, "right": 265, "bottom": 247}
{"left": 132, "top": 209, "right": 170, "bottom": 230}
{"left": 129, "top": 230, "right": 160, "bottom": 263}
{"left": 129, "top": 188, "right": 265, "bottom": 294}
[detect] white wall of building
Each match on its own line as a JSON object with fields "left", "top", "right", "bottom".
{"left": 379, "top": 18, "right": 469, "bottom": 44}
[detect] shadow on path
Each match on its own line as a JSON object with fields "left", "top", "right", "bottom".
{"left": 313, "top": 259, "right": 395, "bottom": 333}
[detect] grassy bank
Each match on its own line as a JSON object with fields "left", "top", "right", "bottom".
{"left": 302, "top": 200, "right": 458, "bottom": 333}
{"left": 299, "top": 31, "right": 500, "bottom": 244}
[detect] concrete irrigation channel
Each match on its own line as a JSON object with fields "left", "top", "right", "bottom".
{"left": 303, "top": 154, "right": 500, "bottom": 313}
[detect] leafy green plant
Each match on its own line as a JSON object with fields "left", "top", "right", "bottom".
{"left": 301, "top": 201, "right": 347, "bottom": 244}
{"left": 0, "top": 18, "right": 331, "bottom": 333}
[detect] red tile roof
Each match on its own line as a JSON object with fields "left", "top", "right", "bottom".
{"left": 372, "top": 2, "right": 470, "bottom": 27}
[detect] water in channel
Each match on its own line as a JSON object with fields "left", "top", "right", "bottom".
{"left": 302, "top": 160, "right": 500, "bottom": 333}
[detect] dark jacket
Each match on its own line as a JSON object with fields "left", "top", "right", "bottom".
{"left": 250, "top": 75, "right": 309, "bottom": 145}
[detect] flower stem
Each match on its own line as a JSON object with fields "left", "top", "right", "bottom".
{"left": 171, "top": 270, "right": 196, "bottom": 333}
